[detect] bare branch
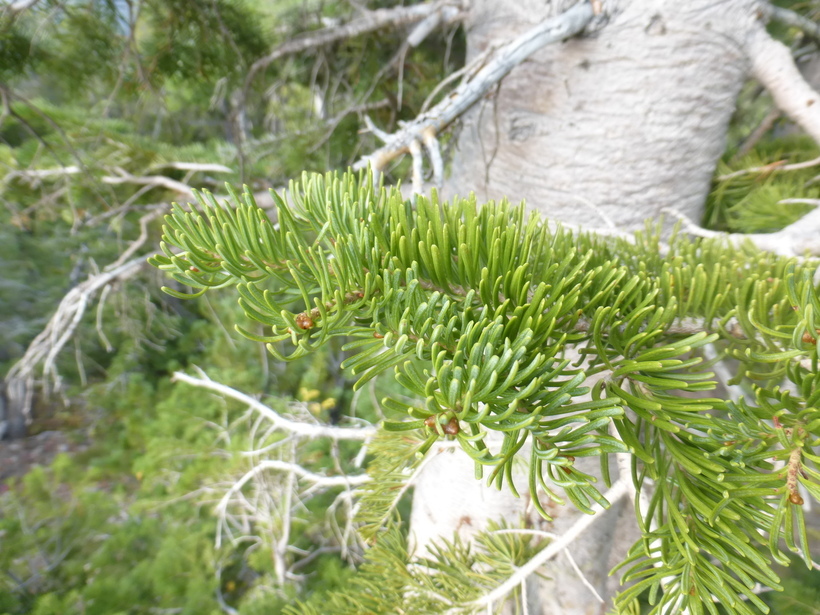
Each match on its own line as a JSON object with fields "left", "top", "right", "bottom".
{"left": 5, "top": 165, "right": 198, "bottom": 197}
{"left": 747, "top": 25, "right": 820, "bottom": 145}
{"left": 662, "top": 206, "right": 820, "bottom": 257}
{"left": 422, "top": 127, "right": 443, "bottom": 189}
{"left": 410, "top": 139, "right": 423, "bottom": 195}
{"left": 147, "top": 162, "right": 234, "bottom": 174}
{"left": 4, "top": 255, "right": 148, "bottom": 428}
{"left": 718, "top": 155, "right": 820, "bottom": 181}
{"left": 733, "top": 108, "right": 781, "bottom": 161}
{"left": 407, "top": 7, "right": 450, "bottom": 48}
{"left": 778, "top": 198, "right": 820, "bottom": 206}
{"left": 172, "top": 371, "right": 376, "bottom": 441}
{"left": 215, "top": 459, "right": 369, "bottom": 549}
{"left": 354, "top": 1, "right": 595, "bottom": 173}
{"left": 102, "top": 168, "right": 194, "bottom": 197}
{"left": 363, "top": 115, "right": 391, "bottom": 143}
{"left": 244, "top": 0, "right": 467, "bottom": 97}
{"left": 420, "top": 48, "right": 493, "bottom": 114}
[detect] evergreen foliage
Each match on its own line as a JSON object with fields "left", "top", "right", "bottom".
{"left": 151, "top": 169, "right": 820, "bottom": 614}
{"left": 707, "top": 136, "right": 820, "bottom": 233}
{"left": 285, "top": 520, "right": 547, "bottom": 615}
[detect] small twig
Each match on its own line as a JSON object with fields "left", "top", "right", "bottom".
{"left": 777, "top": 198, "right": 820, "bottom": 207}
{"left": 102, "top": 167, "right": 194, "bottom": 197}
{"left": 363, "top": 115, "right": 392, "bottom": 142}
{"left": 95, "top": 284, "right": 114, "bottom": 353}
{"left": 490, "top": 528, "right": 604, "bottom": 604}
{"left": 410, "top": 139, "right": 424, "bottom": 195}
{"left": 766, "top": 6, "right": 820, "bottom": 41}
{"left": 215, "top": 460, "right": 369, "bottom": 548}
{"left": 422, "top": 127, "right": 443, "bottom": 189}
{"left": 718, "top": 155, "right": 820, "bottom": 181}
{"left": 243, "top": 1, "right": 467, "bottom": 101}
{"left": 733, "top": 108, "right": 781, "bottom": 161}
{"left": 146, "top": 162, "right": 234, "bottom": 174}
{"left": 420, "top": 47, "right": 494, "bottom": 114}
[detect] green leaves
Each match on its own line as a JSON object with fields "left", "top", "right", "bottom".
{"left": 151, "top": 170, "right": 820, "bottom": 615}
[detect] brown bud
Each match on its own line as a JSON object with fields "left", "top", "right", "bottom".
{"left": 295, "top": 313, "right": 314, "bottom": 330}
{"left": 424, "top": 415, "right": 437, "bottom": 429}
{"left": 802, "top": 332, "right": 817, "bottom": 345}
{"left": 189, "top": 266, "right": 200, "bottom": 272}
{"left": 789, "top": 492, "right": 804, "bottom": 506}
{"left": 443, "top": 418, "right": 460, "bottom": 435}
{"left": 373, "top": 332, "right": 384, "bottom": 339}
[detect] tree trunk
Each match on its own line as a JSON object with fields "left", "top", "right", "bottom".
{"left": 412, "top": 2, "right": 777, "bottom": 613}
{"left": 447, "top": 0, "right": 760, "bottom": 230}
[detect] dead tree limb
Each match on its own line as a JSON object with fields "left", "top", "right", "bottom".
{"left": 2, "top": 255, "right": 148, "bottom": 437}
{"left": 243, "top": 0, "right": 467, "bottom": 98}
{"left": 172, "top": 371, "right": 376, "bottom": 442}
{"left": 747, "top": 23, "right": 820, "bottom": 145}
{"left": 353, "top": 1, "right": 595, "bottom": 183}
{"left": 662, "top": 206, "right": 820, "bottom": 257}
{"left": 471, "top": 480, "right": 628, "bottom": 611}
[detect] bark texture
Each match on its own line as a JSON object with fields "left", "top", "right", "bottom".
{"left": 447, "top": 0, "right": 762, "bottom": 231}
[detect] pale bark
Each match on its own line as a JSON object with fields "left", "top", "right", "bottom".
{"left": 354, "top": 2, "right": 596, "bottom": 176}
{"left": 747, "top": 24, "right": 820, "bottom": 144}
{"left": 447, "top": 0, "right": 761, "bottom": 231}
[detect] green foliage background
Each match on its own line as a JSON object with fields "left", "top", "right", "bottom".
{"left": 1, "top": 0, "right": 820, "bottom": 614}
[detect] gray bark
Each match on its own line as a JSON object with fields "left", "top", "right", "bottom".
{"left": 447, "top": 0, "right": 761, "bottom": 231}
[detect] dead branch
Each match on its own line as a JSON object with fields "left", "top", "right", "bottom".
{"left": 102, "top": 167, "right": 194, "bottom": 197}
{"left": 172, "top": 371, "right": 376, "bottom": 441}
{"left": 353, "top": 1, "right": 595, "bottom": 182}
{"left": 718, "top": 155, "right": 820, "bottom": 181}
{"left": 5, "top": 164, "right": 211, "bottom": 198}
{"left": 662, "top": 206, "right": 820, "bottom": 257}
{"left": 243, "top": 0, "right": 467, "bottom": 98}
{"left": 733, "top": 108, "right": 781, "bottom": 161}
{"left": 746, "top": 24, "right": 820, "bottom": 145}
{"left": 146, "top": 162, "right": 234, "bottom": 174}
{"left": 3, "top": 255, "right": 148, "bottom": 430}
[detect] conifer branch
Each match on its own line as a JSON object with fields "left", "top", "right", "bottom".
{"left": 152, "top": 170, "right": 820, "bottom": 614}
